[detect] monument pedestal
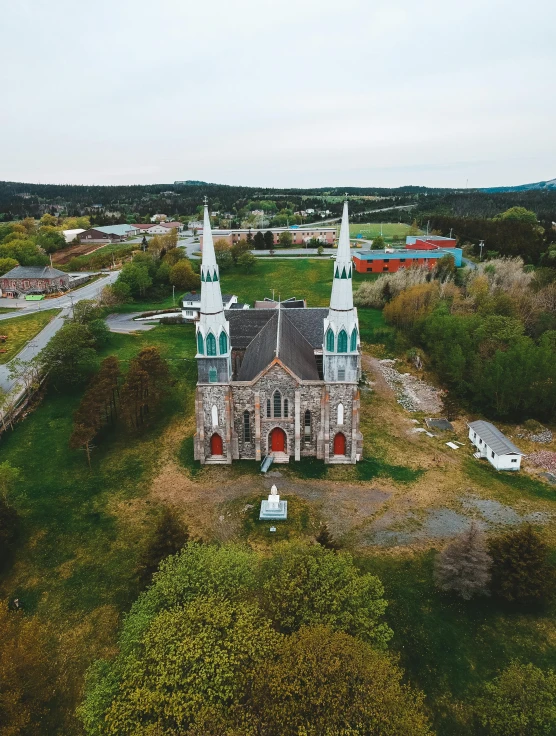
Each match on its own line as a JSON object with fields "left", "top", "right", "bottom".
{"left": 259, "top": 485, "right": 288, "bottom": 520}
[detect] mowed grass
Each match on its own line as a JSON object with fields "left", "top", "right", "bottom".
{"left": 0, "top": 309, "right": 60, "bottom": 364}
{"left": 0, "top": 323, "right": 197, "bottom": 733}
{"left": 349, "top": 222, "right": 419, "bottom": 241}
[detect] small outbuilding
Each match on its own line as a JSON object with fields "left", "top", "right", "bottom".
{"left": 468, "top": 420, "right": 524, "bottom": 471}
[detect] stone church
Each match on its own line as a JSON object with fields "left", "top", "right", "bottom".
{"left": 193, "top": 198, "right": 363, "bottom": 465}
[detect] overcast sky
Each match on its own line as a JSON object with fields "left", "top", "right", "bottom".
{"left": 1, "top": 0, "right": 555, "bottom": 188}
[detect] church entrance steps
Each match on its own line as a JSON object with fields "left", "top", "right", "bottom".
{"left": 271, "top": 452, "right": 290, "bottom": 464}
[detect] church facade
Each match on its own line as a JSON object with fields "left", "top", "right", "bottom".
{"left": 193, "top": 198, "right": 363, "bottom": 465}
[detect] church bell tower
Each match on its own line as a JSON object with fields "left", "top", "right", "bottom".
{"left": 323, "top": 197, "right": 360, "bottom": 383}
{"left": 195, "top": 198, "right": 231, "bottom": 383}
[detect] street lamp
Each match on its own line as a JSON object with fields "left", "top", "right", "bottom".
{"left": 479, "top": 240, "right": 485, "bottom": 261}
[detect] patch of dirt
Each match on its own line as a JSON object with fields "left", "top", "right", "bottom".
{"left": 371, "top": 357, "right": 444, "bottom": 413}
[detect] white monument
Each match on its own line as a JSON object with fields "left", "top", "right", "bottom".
{"left": 259, "top": 484, "right": 288, "bottom": 520}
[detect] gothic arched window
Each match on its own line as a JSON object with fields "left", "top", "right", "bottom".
{"left": 304, "top": 410, "right": 311, "bottom": 440}
{"left": 211, "top": 405, "right": 218, "bottom": 427}
{"left": 243, "top": 410, "right": 251, "bottom": 442}
{"left": 337, "top": 403, "right": 344, "bottom": 425}
{"left": 337, "top": 329, "right": 348, "bottom": 353}
{"left": 325, "top": 328, "right": 335, "bottom": 352}
{"left": 197, "top": 332, "right": 204, "bottom": 355}
{"left": 273, "top": 390, "right": 282, "bottom": 418}
{"left": 206, "top": 332, "right": 217, "bottom": 356}
{"left": 283, "top": 398, "right": 289, "bottom": 418}
{"left": 219, "top": 330, "right": 228, "bottom": 355}
{"left": 350, "top": 327, "right": 358, "bottom": 352}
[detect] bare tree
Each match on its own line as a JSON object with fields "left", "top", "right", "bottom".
{"left": 434, "top": 522, "right": 492, "bottom": 600}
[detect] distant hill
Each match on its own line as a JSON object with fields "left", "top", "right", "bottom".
{"left": 482, "top": 178, "right": 556, "bottom": 193}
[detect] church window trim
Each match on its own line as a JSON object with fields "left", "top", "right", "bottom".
{"left": 337, "top": 403, "right": 344, "bottom": 425}
{"left": 206, "top": 332, "right": 217, "bottom": 356}
{"left": 325, "top": 328, "right": 335, "bottom": 352}
{"left": 243, "top": 410, "right": 251, "bottom": 442}
{"left": 211, "top": 405, "right": 218, "bottom": 427}
{"left": 273, "top": 390, "right": 282, "bottom": 418}
{"left": 337, "top": 329, "right": 348, "bottom": 353}
{"left": 350, "top": 327, "right": 358, "bottom": 352}
{"left": 197, "top": 331, "right": 204, "bottom": 355}
{"left": 219, "top": 330, "right": 228, "bottom": 355}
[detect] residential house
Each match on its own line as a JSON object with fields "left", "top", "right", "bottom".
{"left": 182, "top": 292, "right": 239, "bottom": 321}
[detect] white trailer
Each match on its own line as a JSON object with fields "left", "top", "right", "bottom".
{"left": 468, "top": 420, "right": 523, "bottom": 471}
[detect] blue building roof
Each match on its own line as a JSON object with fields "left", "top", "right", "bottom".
{"left": 354, "top": 248, "right": 462, "bottom": 267}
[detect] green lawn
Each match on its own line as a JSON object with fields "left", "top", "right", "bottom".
{"left": 0, "top": 307, "right": 22, "bottom": 314}
{"left": 0, "top": 309, "right": 60, "bottom": 364}
{"left": 0, "top": 324, "right": 197, "bottom": 733}
{"left": 359, "top": 552, "right": 556, "bottom": 734}
{"left": 350, "top": 222, "right": 419, "bottom": 241}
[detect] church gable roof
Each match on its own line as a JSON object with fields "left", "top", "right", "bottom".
{"left": 237, "top": 309, "right": 320, "bottom": 382}
{"left": 225, "top": 307, "right": 328, "bottom": 350}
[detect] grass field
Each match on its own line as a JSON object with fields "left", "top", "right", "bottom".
{"left": 349, "top": 222, "right": 420, "bottom": 241}
{"left": 0, "top": 309, "right": 60, "bottom": 364}
{"left": 3, "top": 258, "right": 556, "bottom": 734}
{"left": 0, "top": 307, "right": 22, "bottom": 314}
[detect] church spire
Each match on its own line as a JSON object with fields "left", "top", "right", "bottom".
{"left": 323, "top": 196, "right": 360, "bottom": 383}
{"left": 200, "top": 197, "right": 224, "bottom": 316}
{"left": 329, "top": 196, "right": 354, "bottom": 312}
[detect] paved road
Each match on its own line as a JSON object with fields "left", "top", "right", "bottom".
{"left": 105, "top": 312, "right": 156, "bottom": 334}
{"left": 0, "top": 271, "right": 120, "bottom": 393}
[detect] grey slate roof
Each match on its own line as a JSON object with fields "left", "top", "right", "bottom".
{"left": 237, "top": 309, "right": 320, "bottom": 381}
{"left": 224, "top": 307, "right": 327, "bottom": 350}
{"left": 468, "top": 420, "right": 524, "bottom": 455}
{"left": 183, "top": 292, "right": 233, "bottom": 303}
{"left": 0, "top": 266, "right": 67, "bottom": 279}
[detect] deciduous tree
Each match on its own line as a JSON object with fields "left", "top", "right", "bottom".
{"left": 169, "top": 259, "right": 200, "bottom": 290}
{"left": 250, "top": 626, "right": 432, "bottom": 736}
{"left": 261, "top": 541, "right": 392, "bottom": 646}
{"left": 476, "top": 662, "right": 556, "bottom": 735}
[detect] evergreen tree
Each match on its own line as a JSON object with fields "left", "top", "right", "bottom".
{"left": 253, "top": 231, "right": 265, "bottom": 250}
{"left": 489, "top": 524, "right": 555, "bottom": 604}
{"left": 120, "top": 347, "right": 170, "bottom": 430}
{"left": 264, "top": 230, "right": 274, "bottom": 249}
{"left": 434, "top": 522, "right": 492, "bottom": 600}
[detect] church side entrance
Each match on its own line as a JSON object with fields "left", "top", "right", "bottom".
{"left": 333, "top": 432, "right": 346, "bottom": 456}
{"left": 210, "top": 433, "right": 223, "bottom": 456}
{"left": 270, "top": 427, "right": 286, "bottom": 453}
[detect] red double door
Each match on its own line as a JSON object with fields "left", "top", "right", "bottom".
{"left": 270, "top": 427, "right": 286, "bottom": 452}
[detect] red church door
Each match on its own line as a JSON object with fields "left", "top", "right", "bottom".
{"left": 210, "top": 433, "right": 223, "bottom": 456}
{"left": 333, "top": 432, "right": 346, "bottom": 456}
{"left": 270, "top": 427, "right": 286, "bottom": 453}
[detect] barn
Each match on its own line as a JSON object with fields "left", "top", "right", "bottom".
{"left": 468, "top": 420, "right": 524, "bottom": 471}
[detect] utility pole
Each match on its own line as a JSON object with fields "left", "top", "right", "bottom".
{"left": 449, "top": 227, "right": 453, "bottom": 239}
{"left": 172, "top": 284, "right": 175, "bottom": 306}
{"left": 479, "top": 240, "right": 485, "bottom": 261}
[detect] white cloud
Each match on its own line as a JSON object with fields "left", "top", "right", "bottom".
{"left": 1, "top": 0, "right": 555, "bottom": 186}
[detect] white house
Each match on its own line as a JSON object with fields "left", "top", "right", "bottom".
{"left": 468, "top": 420, "right": 524, "bottom": 471}
{"left": 182, "top": 292, "right": 239, "bottom": 321}
{"left": 146, "top": 224, "right": 171, "bottom": 235}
